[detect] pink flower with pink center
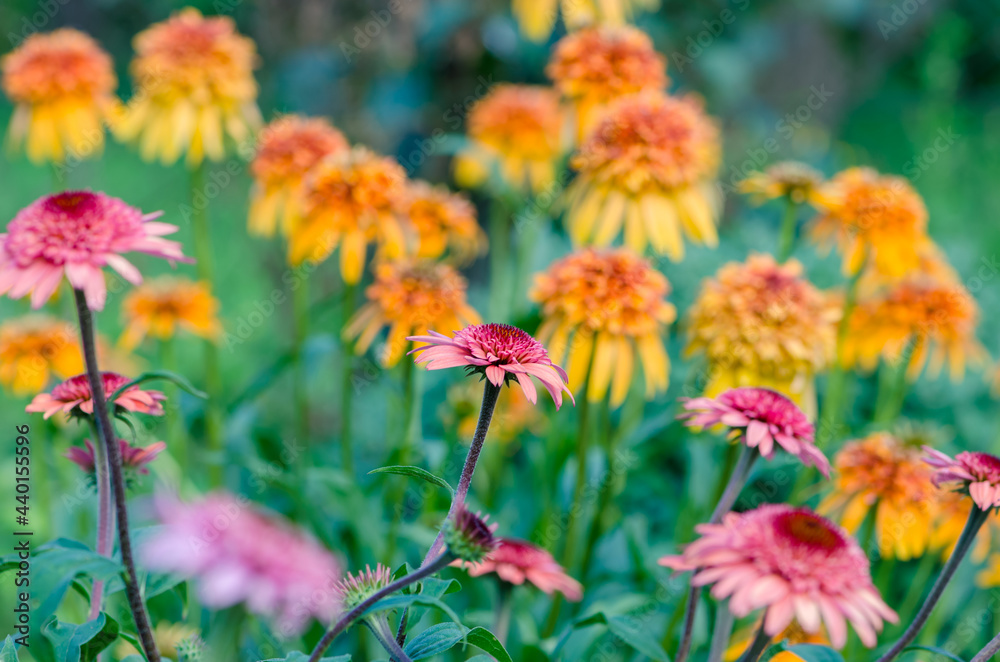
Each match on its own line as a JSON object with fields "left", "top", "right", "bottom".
{"left": 680, "top": 387, "right": 830, "bottom": 477}
{"left": 659, "top": 504, "right": 897, "bottom": 648}
{"left": 66, "top": 438, "right": 166, "bottom": 475}
{"left": 0, "top": 190, "right": 190, "bottom": 310}
{"left": 141, "top": 492, "right": 342, "bottom": 635}
{"left": 924, "top": 447, "right": 1000, "bottom": 511}
{"left": 407, "top": 323, "right": 574, "bottom": 409}
{"left": 26, "top": 372, "right": 166, "bottom": 419}
{"left": 461, "top": 538, "right": 583, "bottom": 601}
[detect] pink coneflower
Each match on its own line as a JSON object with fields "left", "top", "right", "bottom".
{"left": 461, "top": 538, "right": 583, "bottom": 601}
{"left": 66, "top": 438, "right": 166, "bottom": 475}
{"left": 408, "top": 323, "right": 574, "bottom": 409}
{"left": 660, "top": 505, "right": 896, "bottom": 648}
{"left": 141, "top": 493, "right": 342, "bottom": 635}
{"left": 0, "top": 191, "right": 189, "bottom": 310}
{"left": 680, "top": 387, "right": 830, "bottom": 477}
{"left": 26, "top": 372, "right": 166, "bottom": 419}
{"left": 924, "top": 448, "right": 1000, "bottom": 511}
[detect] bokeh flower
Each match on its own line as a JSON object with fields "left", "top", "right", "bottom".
{"left": 565, "top": 91, "right": 721, "bottom": 259}
{"left": 531, "top": 248, "right": 675, "bottom": 405}
{"left": 119, "top": 276, "right": 222, "bottom": 349}
{"left": 115, "top": 8, "right": 261, "bottom": 166}
{"left": 1, "top": 28, "right": 118, "bottom": 164}
{"left": 288, "top": 147, "right": 409, "bottom": 283}
{"left": 27, "top": 371, "right": 166, "bottom": 419}
{"left": 454, "top": 84, "right": 564, "bottom": 194}
{"left": 343, "top": 259, "right": 481, "bottom": 367}
{"left": 142, "top": 492, "right": 342, "bottom": 634}
{"left": 819, "top": 433, "right": 937, "bottom": 560}
{"left": 739, "top": 161, "right": 824, "bottom": 205}
{"left": 406, "top": 181, "right": 486, "bottom": 263}
{"left": 460, "top": 538, "right": 583, "bottom": 600}
{"left": 0, "top": 315, "right": 83, "bottom": 396}
{"left": 408, "top": 323, "right": 574, "bottom": 409}
{"left": 925, "top": 448, "right": 1000, "bottom": 511}
{"left": 513, "top": 0, "right": 660, "bottom": 42}
{"left": 66, "top": 438, "right": 166, "bottom": 476}
{"left": 685, "top": 254, "right": 839, "bottom": 413}
{"left": 0, "top": 190, "right": 189, "bottom": 310}
{"left": 660, "top": 504, "right": 897, "bottom": 648}
{"left": 725, "top": 619, "right": 829, "bottom": 662}
{"left": 248, "top": 115, "right": 348, "bottom": 237}
{"left": 680, "top": 387, "right": 829, "bottom": 476}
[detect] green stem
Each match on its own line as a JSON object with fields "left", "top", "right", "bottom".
{"left": 736, "top": 620, "right": 772, "bottom": 662}
{"left": 493, "top": 581, "right": 514, "bottom": 646}
{"left": 580, "top": 398, "right": 617, "bottom": 582}
{"left": 776, "top": 198, "right": 799, "bottom": 262}
{"left": 340, "top": 282, "right": 357, "bottom": 474}
{"left": 159, "top": 336, "right": 184, "bottom": 467}
{"left": 488, "top": 200, "right": 511, "bottom": 321}
{"left": 818, "top": 259, "right": 866, "bottom": 448}
{"left": 873, "top": 335, "right": 917, "bottom": 425}
{"left": 385, "top": 357, "right": 420, "bottom": 562}
{"left": 293, "top": 277, "right": 311, "bottom": 443}
{"left": 707, "top": 600, "right": 735, "bottom": 662}
{"left": 896, "top": 551, "right": 939, "bottom": 626}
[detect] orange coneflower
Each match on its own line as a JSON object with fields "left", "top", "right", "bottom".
{"left": 738, "top": 161, "right": 825, "bottom": 206}
{"left": 343, "top": 259, "right": 480, "bottom": 367}
{"left": 531, "top": 248, "right": 675, "bottom": 406}
{"left": 248, "top": 115, "right": 349, "bottom": 237}
{"left": 565, "top": 91, "right": 721, "bottom": 260}
{"left": 685, "top": 254, "right": 839, "bottom": 414}
{"left": 454, "top": 84, "right": 564, "bottom": 195}
{"left": 0, "top": 315, "right": 83, "bottom": 396}
{"left": 513, "top": 0, "right": 660, "bottom": 42}
{"left": 115, "top": 8, "right": 261, "bottom": 166}
{"left": 2, "top": 29, "right": 118, "bottom": 164}
{"left": 406, "top": 181, "right": 486, "bottom": 264}
{"left": 288, "top": 147, "right": 409, "bottom": 283}
{"left": 119, "top": 276, "right": 222, "bottom": 349}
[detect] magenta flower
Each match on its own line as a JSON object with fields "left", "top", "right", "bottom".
{"left": 0, "top": 191, "right": 190, "bottom": 310}
{"left": 141, "top": 492, "right": 342, "bottom": 635}
{"left": 461, "top": 538, "right": 583, "bottom": 601}
{"left": 680, "top": 387, "right": 830, "bottom": 477}
{"left": 408, "top": 323, "right": 574, "bottom": 409}
{"left": 924, "top": 447, "right": 1000, "bottom": 511}
{"left": 66, "top": 438, "right": 166, "bottom": 475}
{"left": 660, "top": 504, "right": 897, "bottom": 648}
{"left": 27, "top": 372, "right": 166, "bottom": 419}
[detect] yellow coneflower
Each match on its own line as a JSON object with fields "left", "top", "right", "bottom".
{"left": 454, "top": 84, "right": 564, "bottom": 195}
{"left": 818, "top": 433, "right": 937, "bottom": 560}
{"left": 0, "top": 315, "right": 83, "bottom": 396}
{"left": 565, "top": 91, "right": 721, "bottom": 260}
{"left": 725, "top": 619, "right": 828, "bottom": 662}
{"left": 810, "top": 167, "right": 930, "bottom": 280}
{"left": 1, "top": 29, "right": 118, "bottom": 164}
{"left": 546, "top": 26, "right": 667, "bottom": 140}
{"left": 343, "top": 259, "right": 480, "bottom": 367}
{"left": 248, "top": 115, "right": 349, "bottom": 237}
{"left": 444, "top": 379, "right": 543, "bottom": 445}
{"left": 531, "top": 248, "right": 675, "bottom": 406}
{"left": 288, "top": 147, "right": 409, "bottom": 284}
{"left": 119, "top": 276, "right": 222, "bottom": 350}
{"left": 406, "top": 181, "right": 487, "bottom": 264}
{"left": 685, "top": 254, "right": 839, "bottom": 413}
{"left": 738, "top": 161, "right": 824, "bottom": 206}
{"left": 115, "top": 7, "right": 261, "bottom": 166}
{"left": 513, "top": 0, "right": 660, "bottom": 42}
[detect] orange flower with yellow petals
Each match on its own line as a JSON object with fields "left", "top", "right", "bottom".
{"left": 120, "top": 276, "right": 222, "bottom": 349}
{"left": 115, "top": 8, "right": 261, "bottom": 166}
{"left": 565, "top": 91, "right": 721, "bottom": 260}
{"left": 288, "top": 147, "right": 409, "bottom": 283}
{"left": 546, "top": 26, "right": 667, "bottom": 140}
{"left": 513, "top": 0, "right": 660, "bottom": 42}
{"left": 738, "top": 161, "right": 824, "bottom": 205}
{"left": 531, "top": 248, "right": 675, "bottom": 406}
{"left": 0, "top": 315, "right": 83, "bottom": 396}
{"left": 685, "top": 254, "right": 838, "bottom": 413}
{"left": 406, "top": 181, "right": 486, "bottom": 264}
{"left": 343, "top": 259, "right": 480, "bottom": 367}
{"left": 454, "top": 84, "right": 564, "bottom": 195}
{"left": 248, "top": 115, "right": 348, "bottom": 237}
{"left": 1, "top": 29, "right": 118, "bottom": 164}
{"left": 810, "top": 167, "right": 930, "bottom": 280}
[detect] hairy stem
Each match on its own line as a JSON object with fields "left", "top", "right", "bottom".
{"left": 736, "top": 620, "right": 772, "bottom": 662}
{"left": 87, "top": 418, "right": 115, "bottom": 621}
{"left": 365, "top": 619, "right": 415, "bottom": 662}
{"left": 972, "top": 628, "right": 1000, "bottom": 662}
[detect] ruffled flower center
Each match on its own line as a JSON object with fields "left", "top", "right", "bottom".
{"left": 961, "top": 452, "right": 1000, "bottom": 483}
{"left": 775, "top": 511, "right": 847, "bottom": 552}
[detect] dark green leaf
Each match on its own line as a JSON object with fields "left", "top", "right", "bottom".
{"left": 0, "top": 636, "right": 20, "bottom": 662}
{"left": 109, "top": 370, "right": 207, "bottom": 402}
{"left": 262, "top": 653, "right": 351, "bottom": 661}
{"left": 364, "top": 594, "right": 462, "bottom": 626}
{"left": 42, "top": 613, "right": 119, "bottom": 662}
{"left": 604, "top": 615, "right": 669, "bottom": 662}
{"left": 900, "top": 645, "right": 967, "bottom": 662}
{"left": 368, "top": 466, "right": 454, "bottom": 494}
{"left": 787, "top": 645, "right": 847, "bottom": 662}
{"left": 465, "top": 627, "right": 514, "bottom": 662}
{"left": 404, "top": 623, "right": 468, "bottom": 660}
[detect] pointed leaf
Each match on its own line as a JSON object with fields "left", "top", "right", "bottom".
{"left": 786, "top": 645, "right": 846, "bottom": 662}
{"left": 368, "top": 466, "right": 454, "bottom": 494}
{"left": 404, "top": 623, "right": 468, "bottom": 660}
{"left": 464, "top": 627, "right": 513, "bottom": 662}
{"left": 42, "top": 613, "right": 119, "bottom": 662}
{"left": 109, "top": 370, "right": 207, "bottom": 402}
{"left": 605, "top": 615, "right": 670, "bottom": 662}
{"left": 900, "top": 646, "right": 966, "bottom": 662}
{"left": 0, "top": 636, "right": 20, "bottom": 662}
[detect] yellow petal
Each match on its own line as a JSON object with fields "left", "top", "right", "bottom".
{"left": 609, "top": 336, "right": 634, "bottom": 408}
{"left": 588, "top": 331, "right": 619, "bottom": 402}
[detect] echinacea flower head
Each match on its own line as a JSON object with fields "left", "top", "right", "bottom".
{"left": 287, "top": 147, "right": 409, "bottom": 283}
{"left": 532, "top": 248, "right": 675, "bottom": 406}
{"left": 739, "top": 161, "right": 824, "bottom": 205}
{"left": 461, "top": 537, "right": 583, "bottom": 601}
{"left": 566, "top": 91, "right": 721, "bottom": 260}
{"left": 546, "top": 26, "right": 668, "bottom": 140}
{"left": 445, "top": 505, "right": 499, "bottom": 563}
{"left": 142, "top": 492, "right": 342, "bottom": 635}
{"left": 406, "top": 181, "right": 486, "bottom": 264}
{"left": 66, "top": 438, "right": 166, "bottom": 477}
{"left": 818, "top": 433, "right": 936, "bottom": 560}
{"left": 248, "top": 115, "right": 349, "bottom": 237}
{"left": 1, "top": 29, "right": 118, "bottom": 164}
{"left": 513, "top": 0, "right": 659, "bottom": 42}
{"left": 810, "top": 167, "right": 929, "bottom": 279}
{"left": 408, "top": 324, "right": 574, "bottom": 409}
{"left": 0, "top": 315, "right": 82, "bottom": 396}
{"left": 454, "top": 84, "right": 564, "bottom": 195}
{"left": 334, "top": 564, "right": 394, "bottom": 611}
{"left": 120, "top": 276, "right": 222, "bottom": 349}
{"left": 115, "top": 8, "right": 261, "bottom": 166}
{"left": 27, "top": 371, "right": 166, "bottom": 420}
{"left": 925, "top": 448, "right": 1000, "bottom": 511}
{"left": 0, "top": 191, "right": 190, "bottom": 311}
{"left": 680, "top": 387, "right": 829, "bottom": 476}
{"left": 685, "top": 255, "right": 839, "bottom": 414}
{"left": 660, "top": 504, "right": 897, "bottom": 648}
{"left": 344, "top": 259, "right": 480, "bottom": 367}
